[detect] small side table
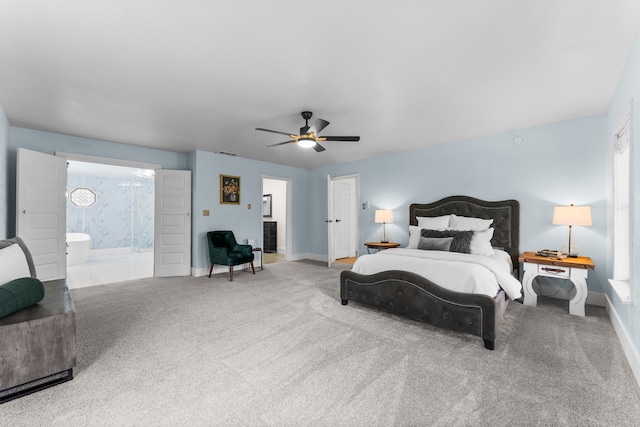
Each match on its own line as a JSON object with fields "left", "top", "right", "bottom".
{"left": 364, "top": 242, "right": 400, "bottom": 254}
{"left": 246, "top": 247, "right": 263, "bottom": 271}
{"left": 519, "top": 252, "right": 595, "bottom": 316}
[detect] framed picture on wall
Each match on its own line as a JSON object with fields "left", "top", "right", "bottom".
{"left": 220, "top": 175, "right": 241, "bottom": 205}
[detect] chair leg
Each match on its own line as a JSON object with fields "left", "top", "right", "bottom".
{"left": 208, "top": 264, "right": 214, "bottom": 278}
{"left": 250, "top": 262, "right": 255, "bottom": 275}
{"left": 229, "top": 266, "right": 234, "bottom": 281}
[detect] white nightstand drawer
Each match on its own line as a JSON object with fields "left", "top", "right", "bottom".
{"left": 537, "top": 264, "right": 570, "bottom": 278}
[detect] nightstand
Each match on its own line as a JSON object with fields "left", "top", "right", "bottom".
{"left": 244, "top": 247, "right": 263, "bottom": 272}
{"left": 518, "top": 252, "right": 595, "bottom": 316}
{"left": 364, "top": 242, "right": 400, "bottom": 254}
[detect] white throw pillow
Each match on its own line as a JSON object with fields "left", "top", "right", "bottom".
{"left": 416, "top": 215, "right": 451, "bottom": 230}
{"left": 469, "top": 228, "right": 495, "bottom": 256}
{"left": 449, "top": 214, "right": 493, "bottom": 231}
{"left": 407, "top": 226, "right": 423, "bottom": 249}
{"left": 0, "top": 243, "right": 32, "bottom": 285}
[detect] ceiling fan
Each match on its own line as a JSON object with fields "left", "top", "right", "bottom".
{"left": 256, "top": 111, "right": 360, "bottom": 152}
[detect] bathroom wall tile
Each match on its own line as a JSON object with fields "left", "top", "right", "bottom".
{"left": 67, "top": 174, "right": 155, "bottom": 250}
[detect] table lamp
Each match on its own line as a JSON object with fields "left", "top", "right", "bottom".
{"left": 552, "top": 204, "right": 592, "bottom": 257}
{"left": 375, "top": 209, "right": 394, "bottom": 243}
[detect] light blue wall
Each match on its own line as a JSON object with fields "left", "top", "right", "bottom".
{"left": 189, "top": 150, "right": 309, "bottom": 272}
{"left": 4, "top": 126, "right": 312, "bottom": 271}
{"left": 7, "top": 126, "right": 187, "bottom": 237}
{"left": 0, "top": 106, "right": 8, "bottom": 239}
{"left": 310, "top": 114, "right": 609, "bottom": 293}
{"left": 606, "top": 33, "right": 640, "bottom": 353}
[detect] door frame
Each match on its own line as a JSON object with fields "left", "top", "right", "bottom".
{"left": 327, "top": 174, "right": 359, "bottom": 267}
{"left": 261, "top": 175, "right": 292, "bottom": 261}
{"left": 56, "top": 152, "right": 160, "bottom": 172}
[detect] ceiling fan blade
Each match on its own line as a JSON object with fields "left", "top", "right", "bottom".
{"left": 256, "top": 127, "right": 295, "bottom": 137}
{"left": 267, "top": 140, "right": 295, "bottom": 147}
{"left": 321, "top": 136, "right": 360, "bottom": 142}
{"left": 313, "top": 142, "right": 326, "bottom": 152}
{"left": 308, "top": 119, "right": 330, "bottom": 135}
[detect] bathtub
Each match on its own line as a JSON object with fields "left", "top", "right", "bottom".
{"left": 66, "top": 233, "right": 91, "bottom": 265}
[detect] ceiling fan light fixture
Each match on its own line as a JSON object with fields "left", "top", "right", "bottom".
{"left": 297, "top": 137, "right": 315, "bottom": 148}
{"left": 256, "top": 111, "right": 360, "bottom": 153}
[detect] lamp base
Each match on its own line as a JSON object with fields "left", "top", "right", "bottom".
{"left": 560, "top": 228, "right": 579, "bottom": 258}
{"left": 380, "top": 240, "right": 389, "bottom": 244}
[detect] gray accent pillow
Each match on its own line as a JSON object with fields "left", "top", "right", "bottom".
{"left": 420, "top": 229, "right": 474, "bottom": 254}
{"left": 417, "top": 237, "right": 454, "bottom": 251}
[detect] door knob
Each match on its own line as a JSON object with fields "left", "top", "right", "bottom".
{"left": 325, "top": 220, "right": 333, "bottom": 223}
{"left": 335, "top": 219, "right": 342, "bottom": 223}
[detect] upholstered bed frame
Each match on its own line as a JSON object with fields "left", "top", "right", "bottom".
{"left": 340, "top": 196, "right": 520, "bottom": 350}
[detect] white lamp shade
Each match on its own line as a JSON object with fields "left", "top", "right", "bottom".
{"left": 552, "top": 205, "right": 592, "bottom": 226}
{"left": 374, "top": 209, "right": 394, "bottom": 223}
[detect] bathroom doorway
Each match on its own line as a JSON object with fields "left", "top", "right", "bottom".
{"left": 65, "top": 160, "right": 155, "bottom": 288}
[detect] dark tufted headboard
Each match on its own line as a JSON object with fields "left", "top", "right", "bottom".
{"left": 410, "top": 196, "right": 520, "bottom": 272}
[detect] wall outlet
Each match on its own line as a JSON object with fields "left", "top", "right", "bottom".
{"left": 203, "top": 209, "right": 210, "bottom": 216}
{"left": 248, "top": 203, "right": 251, "bottom": 210}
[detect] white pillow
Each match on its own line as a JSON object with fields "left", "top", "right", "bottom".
{"left": 449, "top": 214, "right": 493, "bottom": 231}
{"left": 416, "top": 215, "right": 451, "bottom": 230}
{"left": 469, "top": 228, "right": 495, "bottom": 256}
{"left": 407, "top": 226, "right": 423, "bottom": 249}
{"left": 0, "top": 243, "right": 32, "bottom": 285}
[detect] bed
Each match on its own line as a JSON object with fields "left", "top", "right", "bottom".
{"left": 340, "top": 196, "right": 521, "bottom": 350}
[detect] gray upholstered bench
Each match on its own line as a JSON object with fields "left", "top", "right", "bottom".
{"left": 0, "top": 238, "right": 77, "bottom": 403}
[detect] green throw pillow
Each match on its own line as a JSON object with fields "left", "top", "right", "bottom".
{"left": 0, "top": 277, "right": 45, "bottom": 318}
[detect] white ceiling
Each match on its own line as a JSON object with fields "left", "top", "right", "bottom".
{"left": 1, "top": 1, "right": 640, "bottom": 169}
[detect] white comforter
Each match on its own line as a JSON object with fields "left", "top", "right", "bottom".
{"left": 351, "top": 248, "right": 522, "bottom": 300}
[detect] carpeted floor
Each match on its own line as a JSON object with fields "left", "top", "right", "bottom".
{"left": 3, "top": 260, "right": 640, "bottom": 426}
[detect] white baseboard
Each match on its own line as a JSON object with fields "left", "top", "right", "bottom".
{"left": 605, "top": 294, "right": 640, "bottom": 390}
{"left": 288, "top": 253, "right": 326, "bottom": 262}
{"left": 587, "top": 291, "right": 606, "bottom": 307}
{"left": 192, "top": 267, "right": 208, "bottom": 277}
{"left": 191, "top": 263, "right": 252, "bottom": 278}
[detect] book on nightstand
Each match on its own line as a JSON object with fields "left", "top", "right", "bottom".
{"left": 535, "top": 249, "right": 567, "bottom": 260}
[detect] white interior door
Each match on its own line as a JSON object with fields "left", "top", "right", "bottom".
{"left": 328, "top": 175, "right": 359, "bottom": 266}
{"left": 16, "top": 148, "right": 67, "bottom": 281}
{"left": 334, "top": 180, "right": 351, "bottom": 259}
{"left": 327, "top": 175, "right": 335, "bottom": 268}
{"left": 154, "top": 169, "right": 192, "bottom": 277}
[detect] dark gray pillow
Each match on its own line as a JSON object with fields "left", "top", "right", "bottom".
{"left": 417, "top": 237, "right": 454, "bottom": 251}
{"left": 420, "top": 229, "right": 474, "bottom": 254}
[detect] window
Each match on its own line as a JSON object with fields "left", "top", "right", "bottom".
{"left": 610, "top": 103, "right": 633, "bottom": 303}
{"left": 69, "top": 187, "right": 97, "bottom": 208}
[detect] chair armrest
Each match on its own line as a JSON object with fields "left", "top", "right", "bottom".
{"left": 233, "top": 244, "right": 253, "bottom": 254}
